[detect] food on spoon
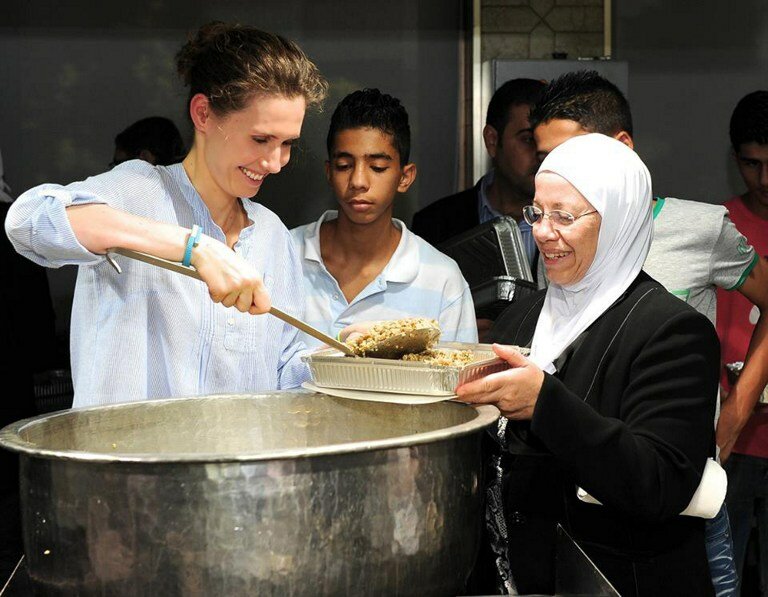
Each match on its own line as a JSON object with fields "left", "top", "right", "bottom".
{"left": 346, "top": 317, "right": 440, "bottom": 357}
{"left": 401, "top": 348, "right": 475, "bottom": 367}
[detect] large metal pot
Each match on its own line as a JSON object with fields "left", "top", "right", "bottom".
{"left": 0, "top": 392, "right": 498, "bottom": 596}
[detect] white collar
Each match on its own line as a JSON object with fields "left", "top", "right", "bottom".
{"left": 302, "top": 210, "right": 419, "bottom": 284}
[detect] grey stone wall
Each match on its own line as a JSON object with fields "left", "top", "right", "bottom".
{"left": 481, "top": 0, "right": 605, "bottom": 60}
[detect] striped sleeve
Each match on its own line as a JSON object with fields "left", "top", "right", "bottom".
{"left": 5, "top": 183, "right": 105, "bottom": 267}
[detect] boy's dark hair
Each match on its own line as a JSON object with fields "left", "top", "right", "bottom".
{"left": 114, "top": 116, "right": 186, "bottom": 166}
{"left": 529, "top": 70, "right": 633, "bottom": 137}
{"left": 485, "top": 78, "right": 546, "bottom": 136}
{"left": 729, "top": 91, "right": 768, "bottom": 151}
{"left": 326, "top": 88, "right": 411, "bottom": 165}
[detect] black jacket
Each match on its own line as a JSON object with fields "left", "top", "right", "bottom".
{"left": 483, "top": 272, "right": 719, "bottom": 597}
{"left": 410, "top": 184, "right": 481, "bottom": 247}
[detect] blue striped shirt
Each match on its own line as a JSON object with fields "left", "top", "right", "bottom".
{"left": 290, "top": 211, "right": 479, "bottom": 349}
{"left": 5, "top": 160, "right": 309, "bottom": 407}
{"left": 477, "top": 170, "right": 537, "bottom": 265}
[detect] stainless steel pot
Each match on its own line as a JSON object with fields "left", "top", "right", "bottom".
{"left": 0, "top": 392, "right": 499, "bottom": 596}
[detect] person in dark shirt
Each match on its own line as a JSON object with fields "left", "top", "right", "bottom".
{"left": 457, "top": 134, "right": 719, "bottom": 597}
{"left": 528, "top": 70, "right": 768, "bottom": 596}
{"left": 111, "top": 116, "right": 186, "bottom": 168}
{"left": 717, "top": 90, "right": 768, "bottom": 596}
{"left": 411, "top": 77, "right": 544, "bottom": 267}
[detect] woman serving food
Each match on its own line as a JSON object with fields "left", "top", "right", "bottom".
{"left": 5, "top": 22, "right": 327, "bottom": 407}
{"left": 456, "top": 134, "right": 720, "bottom": 596}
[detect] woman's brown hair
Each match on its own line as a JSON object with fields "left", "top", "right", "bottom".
{"left": 176, "top": 21, "right": 328, "bottom": 116}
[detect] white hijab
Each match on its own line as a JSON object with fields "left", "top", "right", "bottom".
{"left": 529, "top": 133, "right": 653, "bottom": 373}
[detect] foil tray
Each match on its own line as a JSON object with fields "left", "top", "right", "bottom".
{"left": 302, "top": 342, "right": 529, "bottom": 396}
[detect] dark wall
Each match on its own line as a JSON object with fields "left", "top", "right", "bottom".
{"left": 614, "top": 0, "right": 768, "bottom": 203}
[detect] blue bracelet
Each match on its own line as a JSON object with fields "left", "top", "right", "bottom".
{"left": 182, "top": 225, "right": 201, "bottom": 267}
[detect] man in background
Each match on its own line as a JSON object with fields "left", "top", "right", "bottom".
{"left": 717, "top": 90, "right": 768, "bottom": 596}
{"left": 411, "top": 77, "right": 544, "bottom": 268}
{"left": 111, "top": 116, "right": 185, "bottom": 168}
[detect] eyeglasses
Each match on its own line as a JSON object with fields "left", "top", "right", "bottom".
{"left": 522, "top": 205, "right": 598, "bottom": 227}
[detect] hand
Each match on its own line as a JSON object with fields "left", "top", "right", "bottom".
{"left": 716, "top": 387, "right": 750, "bottom": 463}
{"left": 455, "top": 344, "right": 544, "bottom": 420}
{"left": 338, "top": 321, "right": 383, "bottom": 344}
{"left": 190, "top": 235, "right": 271, "bottom": 315}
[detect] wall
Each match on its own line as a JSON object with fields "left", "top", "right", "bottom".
{"left": 477, "top": 0, "right": 768, "bottom": 204}
{"left": 614, "top": 0, "right": 768, "bottom": 203}
{"left": 0, "top": 1, "right": 463, "bottom": 223}
{"left": 0, "top": 0, "right": 462, "bottom": 347}
{"left": 481, "top": 0, "right": 605, "bottom": 61}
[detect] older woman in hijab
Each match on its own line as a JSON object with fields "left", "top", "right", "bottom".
{"left": 457, "top": 134, "right": 719, "bottom": 596}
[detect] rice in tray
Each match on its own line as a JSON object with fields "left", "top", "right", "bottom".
{"left": 347, "top": 317, "right": 439, "bottom": 356}
{"left": 302, "top": 342, "right": 524, "bottom": 395}
{"left": 401, "top": 349, "right": 475, "bottom": 367}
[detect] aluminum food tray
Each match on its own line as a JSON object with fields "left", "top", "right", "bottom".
{"left": 302, "top": 342, "right": 530, "bottom": 396}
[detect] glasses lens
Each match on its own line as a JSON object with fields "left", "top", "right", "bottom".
{"left": 523, "top": 205, "right": 541, "bottom": 225}
{"left": 550, "top": 210, "right": 576, "bottom": 227}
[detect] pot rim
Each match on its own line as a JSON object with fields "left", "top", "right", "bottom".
{"left": 0, "top": 393, "right": 500, "bottom": 464}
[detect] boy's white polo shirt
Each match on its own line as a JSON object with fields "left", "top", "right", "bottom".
{"left": 290, "top": 210, "right": 478, "bottom": 349}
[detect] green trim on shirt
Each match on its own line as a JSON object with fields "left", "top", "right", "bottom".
{"left": 726, "top": 252, "right": 759, "bottom": 290}
{"left": 653, "top": 197, "right": 665, "bottom": 219}
{"left": 669, "top": 289, "right": 691, "bottom": 302}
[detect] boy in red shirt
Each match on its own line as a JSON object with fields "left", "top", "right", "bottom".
{"left": 718, "top": 90, "right": 768, "bottom": 594}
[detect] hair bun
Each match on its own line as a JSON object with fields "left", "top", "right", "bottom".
{"left": 175, "top": 21, "right": 228, "bottom": 86}
{"left": 175, "top": 21, "right": 327, "bottom": 115}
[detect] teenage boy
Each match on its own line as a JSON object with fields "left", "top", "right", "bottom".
{"left": 411, "top": 78, "right": 545, "bottom": 268}
{"left": 520, "top": 70, "right": 768, "bottom": 597}
{"left": 717, "top": 90, "right": 768, "bottom": 595}
{"left": 291, "top": 89, "right": 477, "bottom": 348}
